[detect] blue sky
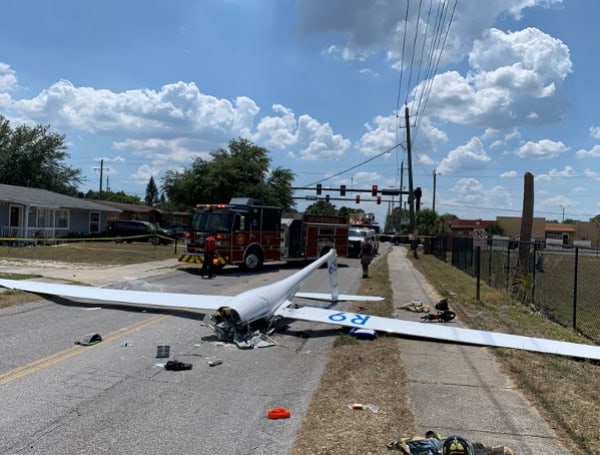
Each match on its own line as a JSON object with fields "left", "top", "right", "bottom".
{"left": 1, "top": 0, "right": 599, "bottom": 224}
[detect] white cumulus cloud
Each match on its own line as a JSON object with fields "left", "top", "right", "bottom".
{"left": 14, "top": 80, "right": 260, "bottom": 141}
{"left": 575, "top": 144, "right": 600, "bottom": 158}
{"left": 438, "top": 137, "right": 491, "bottom": 174}
{"left": 516, "top": 139, "right": 568, "bottom": 159}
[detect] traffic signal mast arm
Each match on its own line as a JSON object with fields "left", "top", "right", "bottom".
{"left": 292, "top": 186, "right": 410, "bottom": 195}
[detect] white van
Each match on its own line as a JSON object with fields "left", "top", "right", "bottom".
{"left": 348, "top": 227, "right": 378, "bottom": 257}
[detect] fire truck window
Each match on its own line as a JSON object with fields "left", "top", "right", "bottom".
{"left": 261, "top": 208, "right": 281, "bottom": 232}
{"left": 201, "top": 212, "right": 235, "bottom": 232}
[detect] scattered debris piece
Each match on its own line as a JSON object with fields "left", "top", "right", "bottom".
{"left": 267, "top": 407, "right": 291, "bottom": 419}
{"left": 164, "top": 360, "right": 192, "bottom": 371}
{"left": 421, "top": 310, "right": 456, "bottom": 322}
{"left": 75, "top": 333, "right": 102, "bottom": 346}
{"left": 156, "top": 344, "right": 170, "bottom": 358}
{"left": 347, "top": 403, "right": 379, "bottom": 413}
{"left": 434, "top": 298, "right": 449, "bottom": 311}
{"left": 226, "top": 331, "right": 277, "bottom": 349}
{"left": 120, "top": 340, "right": 132, "bottom": 347}
{"left": 399, "top": 299, "right": 431, "bottom": 313}
{"left": 349, "top": 327, "right": 377, "bottom": 340}
{"left": 208, "top": 359, "right": 222, "bottom": 367}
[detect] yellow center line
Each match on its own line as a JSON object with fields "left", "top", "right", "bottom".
{"left": 0, "top": 314, "right": 170, "bottom": 385}
{"left": 1, "top": 270, "right": 281, "bottom": 386}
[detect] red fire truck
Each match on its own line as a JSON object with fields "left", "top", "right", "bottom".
{"left": 178, "top": 198, "right": 349, "bottom": 271}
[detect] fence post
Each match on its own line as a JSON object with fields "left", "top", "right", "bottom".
{"left": 475, "top": 246, "right": 481, "bottom": 301}
{"left": 531, "top": 242, "right": 536, "bottom": 305}
{"left": 506, "top": 245, "right": 511, "bottom": 291}
{"left": 573, "top": 247, "right": 579, "bottom": 331}
{"left": 488, "top": 242, "right": 492, "bottom": 286}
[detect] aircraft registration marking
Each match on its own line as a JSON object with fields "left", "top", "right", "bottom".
{"left": 328, "top": 312, "right": 370, "bottom": 325}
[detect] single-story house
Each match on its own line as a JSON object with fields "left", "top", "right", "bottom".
{"left": 0, "top": 183, "right": 120, "bottom": 240}
{"left": 97, "top": 200, "right": 190, "bottom": 227}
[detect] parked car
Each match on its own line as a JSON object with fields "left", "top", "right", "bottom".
{"left": 103, "top": 220, "right": 172, "bottom": 245}
{"left": 164, "top": 223, "right": 189, "bottom": 239}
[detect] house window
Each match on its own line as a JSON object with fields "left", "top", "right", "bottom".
{"left": 89, "top": 212, "right": 100, "bottom": 233}
{"left": 56, "top": 209, "right": 69, "bottom": 229}
{"left": 28, "top": 207, "right": 37, "bottom": 227}
{"left": 39, "top": 208, "right": 53, "bottom": 227}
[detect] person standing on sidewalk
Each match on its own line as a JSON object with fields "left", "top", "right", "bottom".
{"left": 201, "top": 231, "right": 217, "bottom": 279}
{"left": 359, "top": 238, "right": 373, "bottom": 278}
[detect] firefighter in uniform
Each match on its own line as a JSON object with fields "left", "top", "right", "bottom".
{"left": 201, "top": 232, "right": 217, "bottom": 278}
{"left": 359, "top": 238, "right": 373, "bottom": 278}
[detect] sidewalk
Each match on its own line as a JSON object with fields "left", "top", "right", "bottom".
{"left": 387, "top": 245, "right": 571, "bottom": 454}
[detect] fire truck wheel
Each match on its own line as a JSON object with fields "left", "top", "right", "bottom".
{"left": 242, "top": 248, "right": 263, "bottom": 271}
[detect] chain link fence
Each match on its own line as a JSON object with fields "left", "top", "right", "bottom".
{"left": 438, "top": 236, "right": 600, "bottom": 343}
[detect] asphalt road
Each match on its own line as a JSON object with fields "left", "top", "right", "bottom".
{"left": 0, "top": 258, "right": 364, "bottom": 455}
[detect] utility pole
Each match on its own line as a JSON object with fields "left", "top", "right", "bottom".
{"left": 399, "top": 160, "right": 404, "bottom": 231}
{"left": 93, "top": 159, "right": 104, "bottom": 196}
{"left": 99, "top": 159, "right": 103, "bottom": 194}
{"left": 432, "top": 169, "right": 438, "bottom": 212}
{"left": 405, "top": 105, "right": 415, "bottom": 234}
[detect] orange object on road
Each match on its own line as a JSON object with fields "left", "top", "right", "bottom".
{"left": 267, "top": 407, "right": 291, "bottom": 419}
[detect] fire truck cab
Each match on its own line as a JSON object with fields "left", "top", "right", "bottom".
{"left": 179, "top": 198, "right": 349, "bottom": 271}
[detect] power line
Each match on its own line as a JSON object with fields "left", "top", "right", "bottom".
{"left": 304, "top": 143, "right": 404, "bottom": 186}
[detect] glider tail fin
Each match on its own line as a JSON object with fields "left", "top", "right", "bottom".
{"left": 291, "top": 248, "right": 383, "bottom": 303}
{"left": 327, "top": 248, "right": 340, "bottom": 302}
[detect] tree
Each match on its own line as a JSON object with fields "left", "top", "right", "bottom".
{"left": 0, "top": 115, "right": 83, "bottom": 195}
{"left": 415, "top": 209, "right": 443, "bottom": 236}
{"left": 83, "top": 190, "right": 143, "bottom": 204}
{"left": 590, "top": 214, "right": 600, "bottom": 223}
{"left": 305, "top": 200, "right": 338, "bottom": 216}
{"left": 162, "top": 138, "right": 295, "bottom": 210}
{"left": 488, "top": 223, "right": 504, "bottom": 236}
{"left": 145, "top": 176, "right": 159, "bottom": 207}
{"left": 337, "top": 206, "right": 360, "bottom": 221}
{"left": 439, "top": 213, "right": 458, "bottom": 221}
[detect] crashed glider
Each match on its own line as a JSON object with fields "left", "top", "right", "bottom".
{"left": 1, "top": 249, "right": 600, "bottom": 360}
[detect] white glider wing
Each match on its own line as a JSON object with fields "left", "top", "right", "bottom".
{"left": 0, "top": 278, "right": 232, "bottom": 311}
{"left": 276, "top": 305, "right": 600, "bottom": 361}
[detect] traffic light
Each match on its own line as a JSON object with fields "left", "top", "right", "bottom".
{"left": 371, "top": 185, "right": 378, "bottom": 196}
{"left": 376, "top": 195, "right": 381, "bottom": 205}
{"left": 340, "top": 184, "right": 346, "bottom": 196}
{"left": 325, "top": 194, "right": 330, "bottom": 203}
{"left": 316, "top": 183, "right": 322, "bottom": 195}
{"left": 355, "top": 194, "right": 360, "bottom": 204}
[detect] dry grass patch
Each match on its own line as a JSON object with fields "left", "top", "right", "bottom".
{"left": 293, "top": 253, "right": 415, "bottom": 455}
{"left": 0, "top": 241, "right": 177, "bottom": 265}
